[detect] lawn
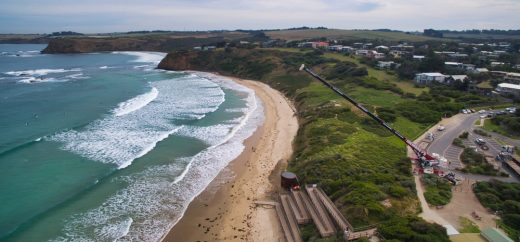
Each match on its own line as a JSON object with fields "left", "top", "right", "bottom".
{"left": 391, "top": 117, "right": 428, "bottom": 139}
{"left": 459, "top": 217, "right": 480, "bottom": 233}
{"left": 323, "top": 53, "right": 429, "bottom": 95}
{"left": 349, "top": 86, "right": 405, "bottom": 108}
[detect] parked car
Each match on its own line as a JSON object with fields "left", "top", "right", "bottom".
{"left": 480, "top": 115, "right": 487, "bottom": 119}
{"left": 478, "top": 110, "right": 486, "bottom": 114}
{"left": 437, "top": 125, "right": 445, "bottom": 131}
{"left": 470, "top": 109, "right": 476, "bottom": 113}
{"left": 475, "top": 138, "right": 486, "bottom": 145}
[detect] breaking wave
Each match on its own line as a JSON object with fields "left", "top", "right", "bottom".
{"left": 113, "top": 87, "right": 159, "bottom": 117}
{"left": 47, "top": 74, "right": 226, "bottom": 169}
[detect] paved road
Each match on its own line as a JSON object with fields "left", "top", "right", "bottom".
{"left": 426, "top": 112, "right": 519, "bottom": 183}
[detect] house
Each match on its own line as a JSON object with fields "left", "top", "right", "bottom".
{"left": 375, "top": 45, "right": 389, "bottom": 51}
{"left": 376, "top": 61, "right": 399, "bottom": 69}
{"left": 460, "top": 64, "right": 476, "bottom": 71}
{"left": 355, "top": 50, "right": 384, "bottom": 59}
{"left": 504, "top": 72, "right": 520, "bottom": 84}
{"left": 340, "top": 46, "right": 355, "bottom": 53}
{"left": 203, "top": 46, "right": 216, "bottom": 51}
{"left": 362, "top": 43, "right": 373, "bottom": 49}
{"left": 390, "top": 44, "right": 414, "bottom": 51}
{"left": 390, "top": 50, "right": 409, "bottom": 58}
{"left": 312, "top": 42, "right": 329, "bottom": 48}
{"left": 444, "top": 62, "right": 476, "bottom": 72}
{"left": 473, "top": 68, "right": 489, "bottom": 74}
{"left": 414, "top": 73, "right": 447, "bottom": 85}
{"left": 491, "top": 62, "right": 505, "bottom": 67}
{"left": 372, "top": 52, "right": 385, "bottom": 59}
{"left": 328, "top": 45, "right": 343, "bottom": 51}
{"left": 412, "top": 55, "right": 425, "bottom": 61}
{"left": 297, "top": 41, "right": 329, "bottom": 49}
{"left": 355, "top": 49, "right": 370, "bottom": 56}
{"left": 447, "top": 75, "right": 469, "bottom": 84}
{"left": 496, "top": 83, "right": 520, "bottom": 96}
{"left": 445, "top": 62, "right": 462, "bottom": 68}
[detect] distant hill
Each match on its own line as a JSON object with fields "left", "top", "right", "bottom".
{"left": 41, "top": 31, "right": 252, "bottom": 53}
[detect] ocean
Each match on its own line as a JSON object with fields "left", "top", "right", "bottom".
{"left": 0, "top": 44, "right": 263, "bottom": 241}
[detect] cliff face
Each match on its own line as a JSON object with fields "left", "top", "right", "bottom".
{"left": 157, "top": 52, "right": 205, "bottom": 71}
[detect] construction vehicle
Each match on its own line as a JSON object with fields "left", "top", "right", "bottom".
{"left": 299, "top": 64, "right": 445, "bottom": 175}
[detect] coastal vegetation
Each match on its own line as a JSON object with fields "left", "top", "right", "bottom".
{"left": 157, "top": 47, "right": 478, "bottom": 241}
{"left": 459, "top": 148, "right": 505, "bottom": 176}
{"left": 421, "top": 174, "right": 453, "bottom": 206}
{"left": 474, "top": 180, "right": 520, "bottom": 239}
{"left": 483, "top": 111, "right": 520, "bottom": 139}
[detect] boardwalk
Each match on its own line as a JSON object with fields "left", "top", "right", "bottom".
{"left": 305, "top": 185, "right": 336, "bottom": 237}
{"left": 290, "top": 190, "right": 312, "bottom": 224}
{"left": 315, "top": 187, "right": 353, "bottom": 232}
{"left": 280, "top": 194, "right": 303, "bottom": 242}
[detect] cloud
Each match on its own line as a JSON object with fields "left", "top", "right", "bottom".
{"left": 0, "top": 0, "right": 519, "bottom": 33}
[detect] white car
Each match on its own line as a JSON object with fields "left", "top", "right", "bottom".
{"left": 480, "top": 115, "right": 487, "bottom": 119}
{"left": 478, "top": 110, "right": 486, "bottom": 114}
{"left": 437, "top": 125, "right": 445, "bottom": 131}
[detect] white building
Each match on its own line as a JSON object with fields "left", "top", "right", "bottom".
{"left": 415, "top": 73, "right": 447, "bottom": 85}
{"left": 496, "top": 83, "right": 520, "bottom": 96}
{"left": 412, "top": 55, "right": 425, "bottom": 61}
{"left": 377, "top": 61, "right": 397, "bottom": 69}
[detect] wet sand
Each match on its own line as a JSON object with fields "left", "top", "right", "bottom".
{"left": 162, "top": 76, "right": 298, "bottom": 242}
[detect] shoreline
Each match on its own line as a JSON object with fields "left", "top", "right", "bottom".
{"left": 162, "top": 76, "right": 298, "bottom": 241}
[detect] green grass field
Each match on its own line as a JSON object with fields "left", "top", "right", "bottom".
{"left": 265, "top": 29, "right": 442, "bottom": 42}
{"left": 322, "top": 53, "right": 429, "bottom": 95}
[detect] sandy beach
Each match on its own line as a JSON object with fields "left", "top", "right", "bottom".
{"left": 162, "top": 76, "right": 298, "bottom": 242}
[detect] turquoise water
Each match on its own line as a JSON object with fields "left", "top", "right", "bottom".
{"left": 0, "top": 45, "right": 263, "bottom": 241}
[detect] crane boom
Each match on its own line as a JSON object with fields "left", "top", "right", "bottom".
{"left": 299, "top": 64, "right": 435, "bottom": 163}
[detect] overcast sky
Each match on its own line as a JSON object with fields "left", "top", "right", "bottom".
{"left": 1, "top": 0, "right": 519, "bottom": 33}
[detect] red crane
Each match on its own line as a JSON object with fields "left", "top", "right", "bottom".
{"left": 299, "top": 64, "right": 441, "bottom": 172}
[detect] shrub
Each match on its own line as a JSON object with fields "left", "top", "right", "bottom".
{"left": 473, "top": 129, "right": 491, "bottom": 137}
{"left": 459, "top": 131, "right": 469, "bottom": 139}
{"left": 452, "top": 138, "right": 465, "bottom": 148}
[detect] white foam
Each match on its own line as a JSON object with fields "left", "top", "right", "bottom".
{"left": 5, "top": 68, "right": 81, "bottom": 77}
{"left": 18, "top": 77, "right": 69, "bottom": 84}
{"left": 48, "top": 75, "right": 226, "bottom": 169}
{"left": 113, "top": 52, "right": 166, "bottom": 64}
{"left": 113, "top": 87, "right": 159, "bottom": 117}
{"left": 51, "top": 73, "right": 265, "bottom": 242}
{"left": 99, "top": 66, "right": 115, "bottom": 69}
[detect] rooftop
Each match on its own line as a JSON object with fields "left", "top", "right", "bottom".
{"left": 417, "top": 72, "right": 445, "bottom": 77}
{"left": 481, "top": 228, "right": 514, "bottom": 242}
{"left": 498, "top": 83, "right": 520, "bottom": 90}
